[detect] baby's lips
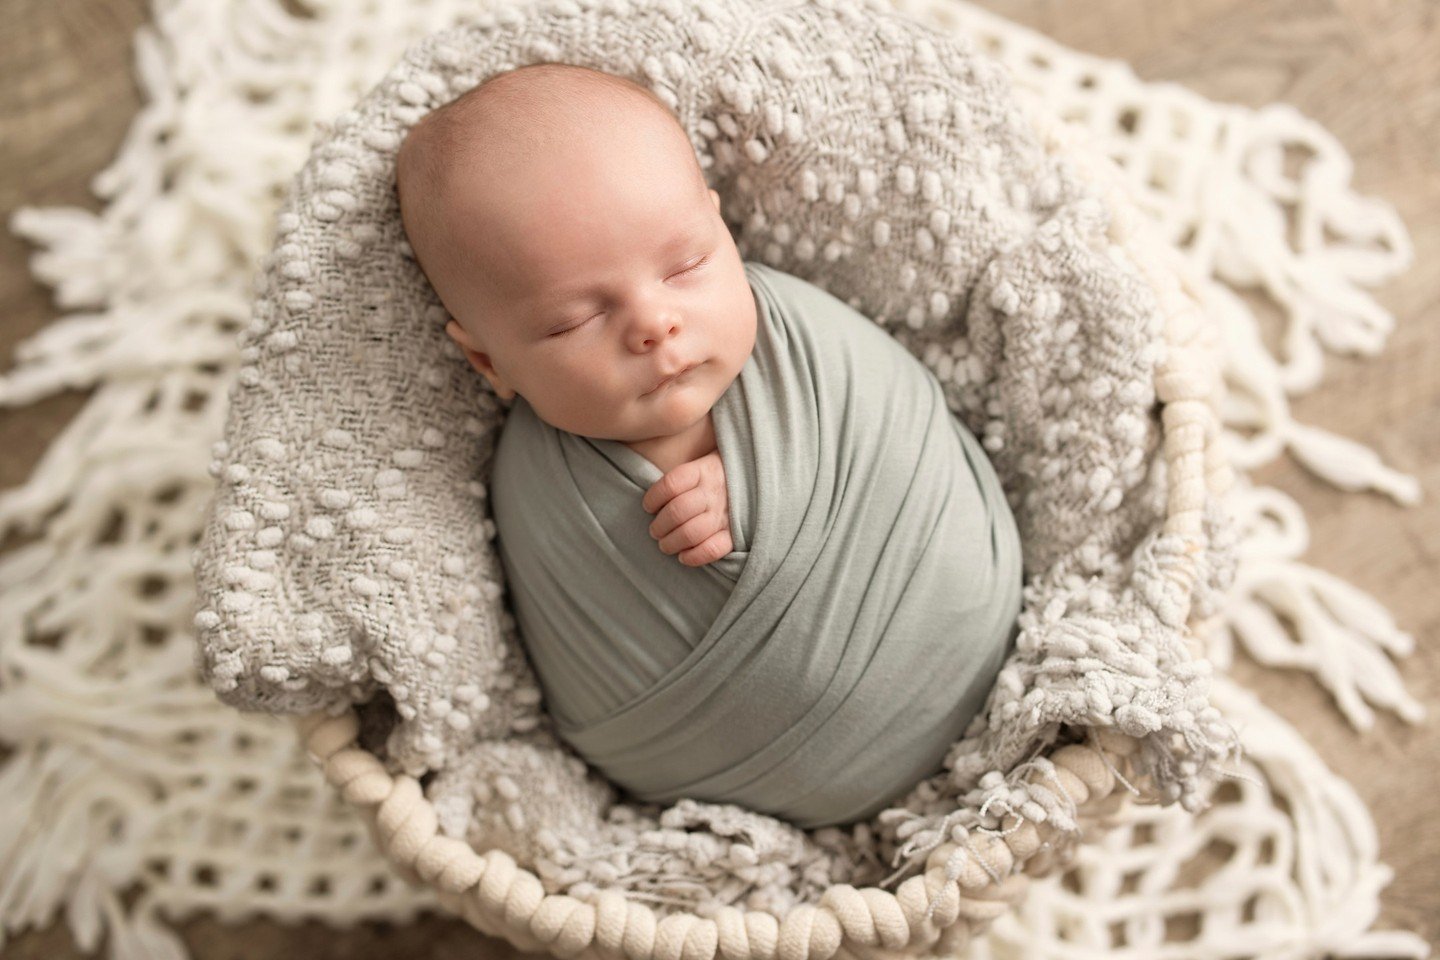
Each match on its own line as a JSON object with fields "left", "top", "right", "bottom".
{"left": 646, "top": 360, "right": 698, "bottom": 394}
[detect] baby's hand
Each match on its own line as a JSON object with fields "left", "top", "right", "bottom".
{"left": 641, "top": 450, "right": 733, "bottom": 567}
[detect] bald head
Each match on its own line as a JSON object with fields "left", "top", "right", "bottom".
{"left": 395, "top": 63, "right": 708, "bottom": 305}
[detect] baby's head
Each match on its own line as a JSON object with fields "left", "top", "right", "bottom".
{"left": 395, "top": 63, "right": 757, "bottom": 446}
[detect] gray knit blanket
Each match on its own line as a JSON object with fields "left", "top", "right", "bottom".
{"left": 191, "top": 0, "right": 1243, "bottom": 917}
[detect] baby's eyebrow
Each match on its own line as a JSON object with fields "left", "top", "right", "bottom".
{"left": 532, "top": 225, "right": 709, "bottom": 309}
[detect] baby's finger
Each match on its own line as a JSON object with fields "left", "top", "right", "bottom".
{"left": 642, "top": 460, "right": 702, "bottom": 514}
{"left": 656, "top": 508, "right": 718, "bottom": 556}
{"left": 648, "top": 486, "right": 709, "bottom": 541}
{"left": 679, "top": 529, "right": 733, "bottom": 567}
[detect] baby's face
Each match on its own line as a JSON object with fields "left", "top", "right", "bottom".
{"left": 425, "top": 129, "right": 757, "bottom": 448}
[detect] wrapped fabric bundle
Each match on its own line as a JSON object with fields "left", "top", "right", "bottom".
{"left": 491, "top": 260, "right": 1024, "bottom": 829}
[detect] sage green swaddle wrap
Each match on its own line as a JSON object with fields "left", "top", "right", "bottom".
{"left": 489, "top": 260, "right": 1024, "bottom": 829}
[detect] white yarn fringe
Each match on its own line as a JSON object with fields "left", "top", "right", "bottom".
{"left": 974, "top": 676, "right": 1426, "bottom": 960}
{"left": 0, "top": 0, "right": 1428, "bottom": 958}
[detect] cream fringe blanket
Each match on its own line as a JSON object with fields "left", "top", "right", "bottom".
{"left": 0, "top": 0, "right": 1428, "bottom": 957}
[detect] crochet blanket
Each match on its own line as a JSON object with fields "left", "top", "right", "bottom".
{"left": 191, "top": 0, "right": 1243, "bottom": 915}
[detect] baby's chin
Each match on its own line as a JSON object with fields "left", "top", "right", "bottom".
{"left": 625, "top": 369, "right": 718, "bottom": 431}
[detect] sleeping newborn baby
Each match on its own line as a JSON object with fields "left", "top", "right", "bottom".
{"left": 395, "top": 63, "right": 1024, "bottom": 829}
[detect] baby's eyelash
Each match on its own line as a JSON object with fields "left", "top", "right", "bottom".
{"left": 550, "top": 256, "right": 711, "bottom": 337}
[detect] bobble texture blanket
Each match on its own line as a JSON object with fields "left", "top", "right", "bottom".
{"left": 191, "top": 0, "right": 1243, "bottom": 915}
{"left": 490, "top": 259, "right": 1025, "bottom": 830}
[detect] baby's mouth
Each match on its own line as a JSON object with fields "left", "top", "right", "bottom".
{"left": 646, "top": 362, "right": 698, "bottom": 395}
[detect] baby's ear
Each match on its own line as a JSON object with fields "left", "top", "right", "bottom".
{"left": 445, "top": 320, "right": 516, "bottom": 400}
{"left": 444, "top": 320, "right": 487, "bottom": 373}
{"left": 444, "top": 318, "right": 472, "bottom": 349}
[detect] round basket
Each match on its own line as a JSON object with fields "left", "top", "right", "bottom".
{"left": 285, "top": 90, "right": 1234, "bottom": 958}
{"left": 193, "top": 1, "right": 1239, "bottom": 957}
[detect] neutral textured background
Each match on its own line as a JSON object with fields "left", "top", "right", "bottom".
{"left": 2, "top": 0, "right": 1435, "bottom": 956}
